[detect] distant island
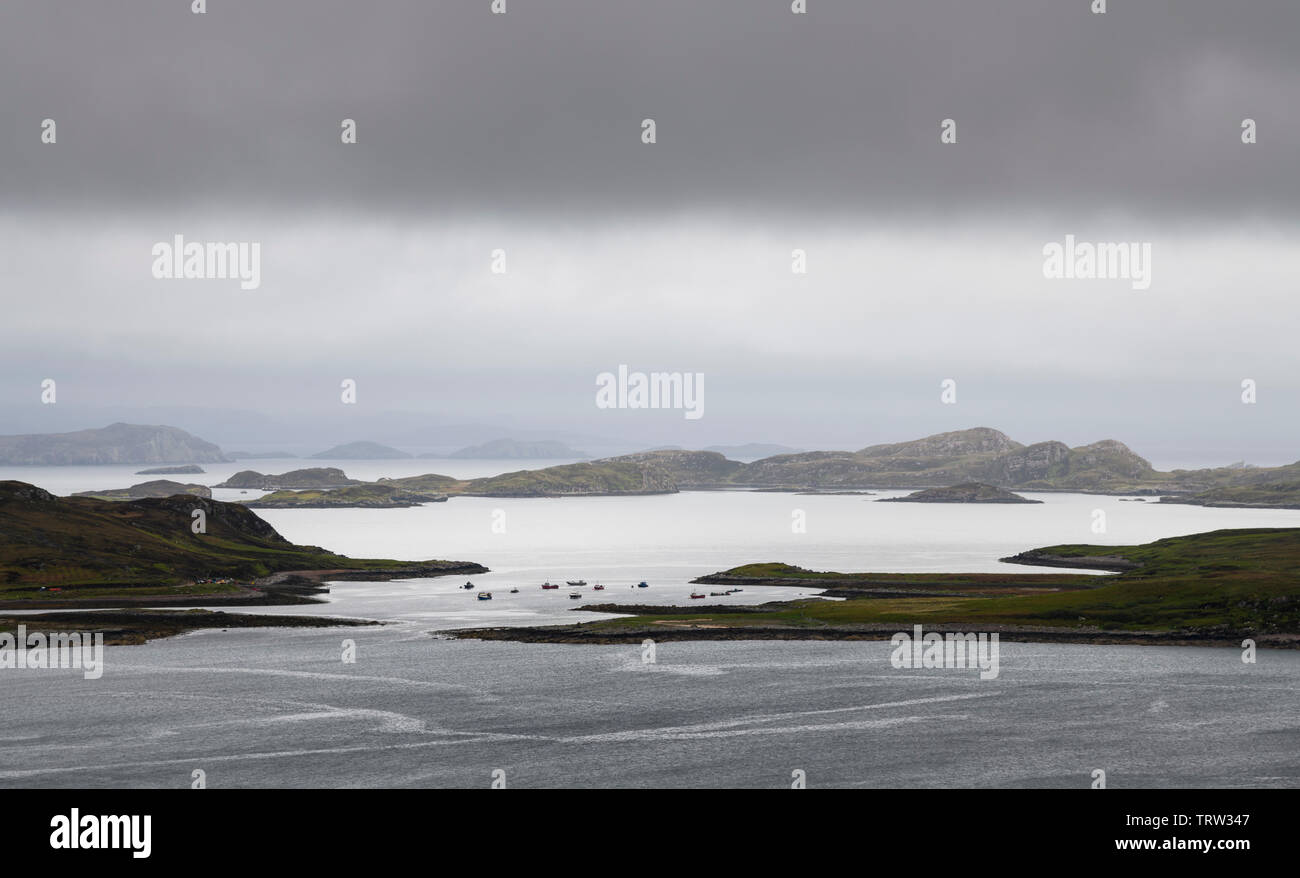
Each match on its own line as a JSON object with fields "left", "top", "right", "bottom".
{"left": 0, "top": 423, "right": 228, "bottom": 465}
{"left": 879, "top": 483, "right": 1042, "bottom": 504}
{"left": 454, "top": 528, "right": 1300, "bottom": 648}
{"left": 247, "top": 483, "right": 448, "bottom": 508}
{"left": 28, "top": 422, "right": 1300, "bottom": 505}
{"left": 73, "top": 480, "right": 212, "bottom": 501}
{"left": 310, "top": 441, "right": 411, "bottom": 460}
{"left": 135, "top": 464, "right": 205, "bottom": 475}
{"left": 427, "top": 438, "right": 591, "bottom": 459}
{"left": 215, "top": 467, "right": 362, "bottom": 490}
{"left": 1160, "top": 483, "right": 1300, "bottom": 510}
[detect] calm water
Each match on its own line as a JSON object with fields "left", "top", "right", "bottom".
{"left": 2, "top": 464, "right": 1298, "bottom": 788}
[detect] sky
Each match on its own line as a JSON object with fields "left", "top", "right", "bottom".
{"left": 1, "top": 1, "right": 1297, "bottom": 466}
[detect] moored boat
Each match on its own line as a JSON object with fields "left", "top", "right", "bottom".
{"left": 477, "top": 592, "right": 492, "bottom": 600}
{"left": 636, "top": 581, "right": 649, "bottom": 588}
{"left": 690, "top": 591, "right": 706, "bottom": 599}
{"left": 566, "top": 580, "right": 587, "bottom": 586}
{"left": 569, "top": 591, "right": 582, "bottom": 599}
{"left": 541, "top": 582, "right": 559, "bottom": 590}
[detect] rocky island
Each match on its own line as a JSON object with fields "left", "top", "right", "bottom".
{"left": 73, "top": 480, "right": 212, "bottom": 501}
{"left": 878, "top": 482, "right": 1042, "bottom": 503}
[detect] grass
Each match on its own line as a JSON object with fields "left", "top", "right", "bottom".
{"left": 460, "top": 528, "right": 1300, "bottom": 643}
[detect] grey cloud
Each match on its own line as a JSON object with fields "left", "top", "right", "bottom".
{"left": 1, "top": 0, "right": 1297, "bottom": 217}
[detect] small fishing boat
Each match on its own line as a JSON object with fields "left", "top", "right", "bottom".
{"left": 569, "top": 591, "right": 582, "bottom": 600}
{"left": 690, "top": 591, "right": 706, "bottom": 599}
{"left": 462, "top": 582, "right": 475, "bottom": 590}
{"left": 541, "top": 582, "right": 559, "bottom": 590}
{"left": 509, "top": 587, "right": 520, "bottom": 594}
{"left": 710, "top": 591, "right": 729, "bottom": 596}
{"left": 477, "top": 592, "right": 492, "bottom": 601}
{"left": 592, "top": 584, "right": 605, "bottom": 591}
{"left": 636, "top": 581, "right": 649, "bottom": 588}
{"left": 566, "top": 580, "right": 587, "bottom": 587}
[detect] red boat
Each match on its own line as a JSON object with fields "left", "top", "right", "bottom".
{"left": 689, "top": 591, "right": 706, "bottom": 599}
{"left": 541, "top": 582, "right": 559, "bottom": 590}
{"left": 593, "top": 584, "right": 605, "bottom": 591}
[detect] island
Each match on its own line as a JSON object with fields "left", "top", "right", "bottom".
{"left": 310, "top": 441, "right": 412, "bottom": 460}
{"left": 0, "top": 480, "right": 485, "bottom": 643}
{"left": 452, "top": 528, "right": 1300, "bottom": 648}
{"left": 878, "top": 482, "right": 1042, "bottom": 503}
{"left": 246, "top": 483, "right": 447, "bottom": 508}
{"left": 0, "top": 423, "right": 228, "bottom": 465}
{"left": 214, "top": 467, "right": 362, "bottom": 490}
{"left": 135, "top": 464, "right": 206, "bottom": 475}
{"left": 73, "top": 480, "right": 212, "bottom": 501}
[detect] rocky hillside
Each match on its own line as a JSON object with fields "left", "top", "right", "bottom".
{"left": 0, "top": 481, "right": 481, "bottom": 598}
{"left": 0, "top": 423, "right": 228, "bottom": 465}
{"left": 730, "top": 428, "right": 1166, "bottom": 492}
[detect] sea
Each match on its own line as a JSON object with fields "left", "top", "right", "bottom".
{"left": 1, "top": 459, "right": 1297, "bottom": 788}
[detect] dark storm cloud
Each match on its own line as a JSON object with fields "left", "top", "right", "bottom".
{"left": 1, "top": 0, "right": 1297, "bottom": 218}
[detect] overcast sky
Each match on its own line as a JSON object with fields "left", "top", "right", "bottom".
{"left": 1, "top": 1, "right": 1297, "bottom": 465}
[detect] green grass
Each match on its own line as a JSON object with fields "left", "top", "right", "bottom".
{"left": 549, "top": 528, "right": 1300, "bottom": 638}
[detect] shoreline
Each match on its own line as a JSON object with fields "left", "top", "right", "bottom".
{"left": 0, "top": 562, "right": 487, "bottom": 611}
{"left": 449, "top": 615, "right": 1298, "bottom": 649}
{"left": 0, "top": 609, "right": 381, "bottom": 647}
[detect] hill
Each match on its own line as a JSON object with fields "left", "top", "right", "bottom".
{"left": 0, "top": 423, "right": 228, "bottom": 465}
{"left": 215, "top": 468, "right": 362, "bottom": 489}
{"left": 310, "top": 441, "right": 411, "bottom": 460}
{"left": 0, "top": 481, "right": 483, "bottom": 604}
{"left": 247, "top": 483, "right": 448, "bottom": 508}
{"left": 72, "top": 480, "right": 212, "bottom": 501}
{"left": 135, "top": 464, "right": 205, "bottom": 475}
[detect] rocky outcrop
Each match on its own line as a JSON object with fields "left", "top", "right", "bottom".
{"left": 215, "top": 468, "right": 362, "bottom": 490}
{"left": 878, "top": 482, "right": 1041, "bottom": 503}
{"left": 73, "top": 480, "right": 213, "bottom": 501}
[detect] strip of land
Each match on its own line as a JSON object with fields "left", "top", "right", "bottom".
{"left": 453, "top": 528, "right": 1300, "bottom": 648}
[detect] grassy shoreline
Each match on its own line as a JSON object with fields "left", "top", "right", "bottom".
{"left": 450, "top": 528, "right": 1300, "bottom": 648}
